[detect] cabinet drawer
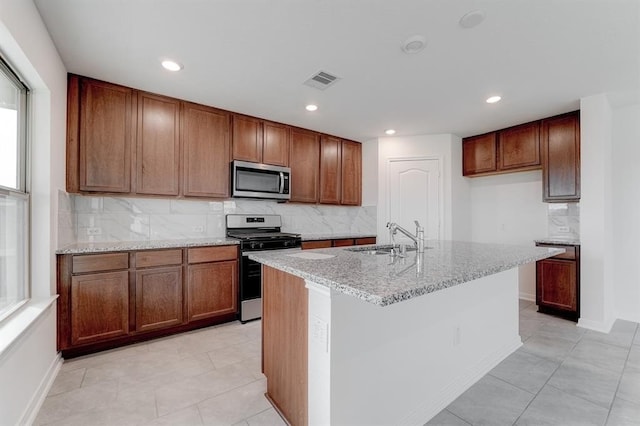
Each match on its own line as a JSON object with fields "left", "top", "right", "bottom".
{"left": 188, "top": 245, "right": 238, "bottom": 264}
{"left": 301, "top": 240, "right": 332, "bottom": 250}
{"left": 536, "top": 244, "right": 576, "bottom": 260}
{"left": 136, "top": 249, "right": 182, "bottom": 268}
{"left": 72, "top": 253, "right": 129, "bottom": 274}
{"left": 332, "top": 239, "right": 355, "bottom": 247}
{"left": 355, "top": 237, "right": 376, "bottom": 245}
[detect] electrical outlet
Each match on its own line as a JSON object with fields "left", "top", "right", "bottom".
{"left": 311, "top": 316, "right": 329, "bottom": 352}
{"left": 87, "top": 227, "right": 102, "bottom": 236}
{"left": 558, "top": 226, "right": 570, "bottom": 233}
{"left": 192, "top": 225, "right": 204, "bottom": 233}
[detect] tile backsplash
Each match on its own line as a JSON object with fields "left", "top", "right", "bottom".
{"left": 58, "top": 191, "right": 376, "bottom": 246}
{"left": 547, "top": 202, "right": 580, "bottom": 239}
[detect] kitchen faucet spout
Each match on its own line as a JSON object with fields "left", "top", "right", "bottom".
{"left": 386, "top": 221, "right": 425, "bottom": 253}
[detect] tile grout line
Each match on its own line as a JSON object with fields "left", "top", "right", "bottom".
{"left": 510, "top": 316, "right": 584, "bottom": 425}
{"left": 603, "top": 324, "right": 639, "bottom": 425}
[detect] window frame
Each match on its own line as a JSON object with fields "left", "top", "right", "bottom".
{"left": 0, "top": 55, "right": 30, "bottom": 323}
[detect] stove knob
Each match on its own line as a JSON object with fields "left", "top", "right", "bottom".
{"left": 259, "top": 242, "right": 264, "bottom": 249}
{"left": 250, "top": 242, "right": 257, "bottom": 250}
{"left": 284, "top": 240, "right": 290, "bottom": 247}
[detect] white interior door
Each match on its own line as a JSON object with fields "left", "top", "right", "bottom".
{"left": 387, "top": 158, "right": 440, "bottom": 244}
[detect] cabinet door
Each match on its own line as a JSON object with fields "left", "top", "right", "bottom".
{"left": 187, "top": 260, "right": 238, "bottom": 322}
{"left": 71, "top": 271, "right": 129, "bottom": 345}
{"left": 290, "top": 129, "right": 320, "bottom": 203}
{"left": 136, "top": 92, "right": 180, "bottom": 195}
{"left": 462, "top": 133, "right": 497, "bottom": 176}
{"left": 319, "top": 136, "right": 342, "bottom": 204}
{"left": 341, "top": 140, "right": 362, "bottom": 205}
{"left": 135, "top": 266, "right": 183, "bottom": 332}
{"left": 262, "top": 122, "right": 290, "bottom": 166}
{"left": 182, "top": 102, "right": 231, "bottom": 198}
{"left": 78, "top": 78, "right": 134, "bottom": 192}
{"left": 536, "top": 259, "right": 577, "bottom": 312}
{"left": 232, "top": 115, "right": 263, "bottom": 163}
{"left": 498, "top": 122, "right": 540, "bottom": 170}
{"left": 542, "top": 112, "right": 580, "bottom": 202}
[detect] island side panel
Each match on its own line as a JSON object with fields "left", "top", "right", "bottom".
{"left": 325, "top": 268, "right": 521, "bottom": 425}
{"left": 262, "top": 265, "right": 308, "bottom": 426}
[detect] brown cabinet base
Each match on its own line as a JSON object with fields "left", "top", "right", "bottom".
{"left": 535, "top": 243, "right": 580, "bottom": 322}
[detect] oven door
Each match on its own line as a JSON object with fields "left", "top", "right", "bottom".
{"left": 239, "top": 253, "right": 263, "bottom": 322}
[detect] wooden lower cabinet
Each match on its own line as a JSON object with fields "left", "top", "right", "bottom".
{"left": 187, "top": 261, "right": 238, "bottom": 322}
{"left": 535, "top": 243, "right": 580, "bottom": 321}
{"left": 70, "top": 271, "right": 130, "bottom": 346}
{"left": 57, "top": 245, "right": 239, "bottom": 357}
{"left": 136, "top": 266, "right": 183, "bottom": 332}
{"left": 301, "top": 237, "right": 376, "bottom": 250}
{"left": 262, "top": 265, "right": 308, "bottom": 426}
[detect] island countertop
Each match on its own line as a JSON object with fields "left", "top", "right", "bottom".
{"left": 249, "top": 240, "right": 562, "bottom": 306}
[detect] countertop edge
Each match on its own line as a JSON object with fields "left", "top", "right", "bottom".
{"left": 56, "top": 238, "right": 240, "bottom": 254}
{"left": 250, "top": 245, "right": 563, "bottom": 307}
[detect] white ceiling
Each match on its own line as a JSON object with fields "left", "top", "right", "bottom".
{"left": 34, "top": 0, "right": 640, "bottom": 142}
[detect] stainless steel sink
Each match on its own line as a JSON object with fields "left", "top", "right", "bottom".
{"left": 345, "top": 244, "right": 418, "bottom": 255}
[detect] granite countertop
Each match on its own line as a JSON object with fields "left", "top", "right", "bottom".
{"left": 249, "top": 240, "right": 563, "bottom": 307}
{"left": 534, "top": 237, "right": 581, "bottom": 246}
{"left": 56, "top": 238, "right": 240, "bottom": 254}
{"left": 301, "top": 233, "right": 377, "bottom": 241}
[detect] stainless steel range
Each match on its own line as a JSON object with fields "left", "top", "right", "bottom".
{"left": 226, "top": 214, "right": 301, "bottom": 322}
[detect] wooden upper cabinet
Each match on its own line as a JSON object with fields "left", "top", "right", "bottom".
{"left": 290, "top": 129, "right": 320, "bottom": 203}
{"left": 463, "top": 133, "right": 497, "bottom": 176}
{"left": 232, "top": 115, "right": 263, "bottom": 163}
{"left": 135, "top": 92, "right": 180, "bottom": 196}
{"left": 498, "top": 122, "right": 541, "bottom": 171}
{"left": 232, "top": 115, "right": 290, "bottom": 166}
{"left": 542, "top": 111, "right": 580, "bottom": 202}
{"left": 181, "top": 102, "right": 231, "bottom": 198}
{"left": 341, "top": 140, "right": 362, "bottom": 205}
{"left": 262, "top": 121, "right": 290, "bottom": 166}
{"left": 319, "top": 136, "right": 342, "bottom": 204}
{"left": 72, "top": 75, "right": 135, "bottom": 193}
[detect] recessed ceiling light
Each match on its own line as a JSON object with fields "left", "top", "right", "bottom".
{"left": 161, "top": 60, "right": 183, "bottom": 72}
{"left": 385, "top": 129, "right": 396, "bottom": 135}
{"left": 305, "top": 104, "right": 318, "bottom": 112}
{"left": 401, "top": 35, "right": 428, "bottom": 54}
{"left": 486, "top": 96, "right": 502, "bottom": 104}
{"left": 459, "top": 10, "right": 486, "bottom": 29}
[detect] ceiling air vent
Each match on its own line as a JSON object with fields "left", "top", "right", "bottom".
{"left": 303, "top": 70, "right": 341, "bottom": 90}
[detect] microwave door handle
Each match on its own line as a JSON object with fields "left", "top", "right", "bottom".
{"left": 279, "top": 172, "right": 285, "bottom": 194}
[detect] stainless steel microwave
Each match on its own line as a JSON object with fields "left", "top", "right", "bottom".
{"left": 231, "top": 160, "right": 291, "bottom": 200}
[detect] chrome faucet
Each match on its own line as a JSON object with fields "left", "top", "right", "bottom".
{"left": 386, "top": 220, "right": 425, "bottom": 253}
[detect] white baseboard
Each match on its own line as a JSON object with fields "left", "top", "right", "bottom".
{"left": 578, "top": 317, "right": 616, "bottom": 333}
{"left": 615, "top": 311, "right": 640, "bottom": 325}
{"left": 518, "top": 292, "right": 535, "bottom": 302}
{"left": 20, "top": 352, "right": 62, "bottom": 425}
{"left": 400, "top": 337, "right": 523, "bottom": 425}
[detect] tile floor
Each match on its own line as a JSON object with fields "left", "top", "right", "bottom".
{"left": 428, "top": 300, "right": 640, "bottom": 426}
{"left": 34, "top": 301, "right": 640, "bottom": 426}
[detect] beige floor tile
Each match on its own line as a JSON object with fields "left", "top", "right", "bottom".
{"left": 207, "top": 340, "right": 261, "bottom": 369}
{"left": 142, "top": 405, "right": 204, "bottom": 426}
{"left": 198, "top": 379, "right": 270, "bottom": 425}
{"left": 47, "top": 368, "right": 86, "bottom": 396}
{"left": 246, "top": 408, "right": 287, "bottom": 426}
{"left": 155, "top": 362, "right": 257, "bottom": 416}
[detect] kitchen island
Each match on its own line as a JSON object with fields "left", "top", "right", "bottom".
{"left": 250, "top": 241, "right": 562, "bottom": 425}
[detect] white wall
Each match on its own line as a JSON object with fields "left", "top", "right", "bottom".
{"left": 361, "top": 139, "right": 378, "bottom": 207}
{"left": 579, "top": 94, "right": 615, "bottom": 332}
{"left": 376, "top": 133, "right": 471, "bottom": 242}
{"left": 469, "top": 171, "right": 548, "bottom": 300}
{"left": 0, "top": 0, "right": 67, "bottom": 423}
{"left": 612, "top": 102, "right": 640, "bottom": 323}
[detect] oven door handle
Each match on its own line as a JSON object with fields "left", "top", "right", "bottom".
{"left": 279, "top": 172, "right": 285, "bottom": 194}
